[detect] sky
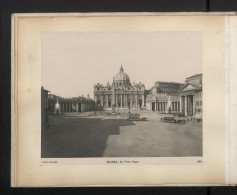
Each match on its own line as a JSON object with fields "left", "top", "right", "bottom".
{"left": 42, "top": 32, "right": 202, "bottom": 98}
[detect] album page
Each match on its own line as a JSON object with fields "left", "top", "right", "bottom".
{"left": 11, "top": 13, "right": 237, "bottom": 186}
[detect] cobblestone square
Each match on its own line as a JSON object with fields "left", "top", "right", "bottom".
{"left": 41, "top": 110, "right": 202, "bottom": 158}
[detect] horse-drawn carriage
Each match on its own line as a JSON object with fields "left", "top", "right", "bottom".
{"left": 127, "top": 113, "right": 147, "bottom": 121}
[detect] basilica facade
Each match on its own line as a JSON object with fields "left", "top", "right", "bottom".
{"left": 94, "top": 66, "right": 146, "bottom": 109}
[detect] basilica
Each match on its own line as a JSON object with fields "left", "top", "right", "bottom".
{"left": 94, "top": 66, "right": 146, "bottom": 109}
{"left": 94, "top": 65, "right": 202, "bottom": 117}
{"left": 41, "top": 65, "right": 202, "bottom": 119}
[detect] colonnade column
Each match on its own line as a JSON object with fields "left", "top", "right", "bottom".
{"left": 62, "top": 103, "right": 64, "bottom": 112}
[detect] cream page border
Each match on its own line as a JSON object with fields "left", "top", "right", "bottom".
{"left": 11, "top": 13, "right": 232, "bottom": 186}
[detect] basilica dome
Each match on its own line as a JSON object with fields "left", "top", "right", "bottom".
{"left": 114, "top": 65, "right": 130, "bottom": 84}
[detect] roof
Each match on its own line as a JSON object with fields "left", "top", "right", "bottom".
{"left": 186, "top": 73, "right": 202, "bottom": 79}
{"left": 179, "top": 82, "right": 202, "bottom": 92}
{"left": 155, "top": 81, "right": 183, "bottom": 85}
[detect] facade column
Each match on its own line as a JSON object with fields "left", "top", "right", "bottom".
{"left": 125, "top": 94, "right": 127, "bottom": 107}
{"left": 180, "top": 96, "right": 182, "bottom": 112}
{"left": 122, "top": 94, "right": 124, "bottom": 107}
{"left": 135, "top": 94, "right": 137, "bottom": 109}
{"left": 106, "top": 95, "right": 109, "bottom": 107}
{"left": 127, "top": 95, "right": 129, "bottom": 108}
{"left": 100, "top": 96, "right": 103, "bottom": 106}
{"left": 116, "top": 94, "right": 118, "bottom": 107}
{"left": 184, "top": 96, "right": 187, "bottom": 116}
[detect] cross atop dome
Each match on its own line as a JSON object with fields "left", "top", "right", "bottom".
{"left": 120, "top": 64, "right": 124, "bottom": 73}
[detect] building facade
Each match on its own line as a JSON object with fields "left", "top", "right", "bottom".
{"left": 179, "top": 74, "right": 202, "bottom": 117}
{"left": 94, "top": 66, "right": 146, "bottom": 109}
{"left": 146, "top": 82, "right": 183, "bottom": 113}
{"left": 146, "top": 74, "right": 202, "bottom": 117}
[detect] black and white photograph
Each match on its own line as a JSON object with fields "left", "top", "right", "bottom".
{"left": 12, "top": 13, "right": 236, "bottom": 187}
{"left": 41, "top": 32, "right": 203, "bottom": 159}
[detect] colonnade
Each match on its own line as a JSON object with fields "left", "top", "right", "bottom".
{"left": 151, "top": 101, "right": 180, "bottom": 112}
{"left": 48, "top": 101, "right": 94, "bottom": 113}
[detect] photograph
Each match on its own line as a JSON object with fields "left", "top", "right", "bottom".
{"left": 41, "top": 32, "right": 203, "bottom": 158}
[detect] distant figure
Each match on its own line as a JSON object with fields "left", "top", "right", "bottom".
{"left": 94, "top": 111, "right": 96, "bottom": 116}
